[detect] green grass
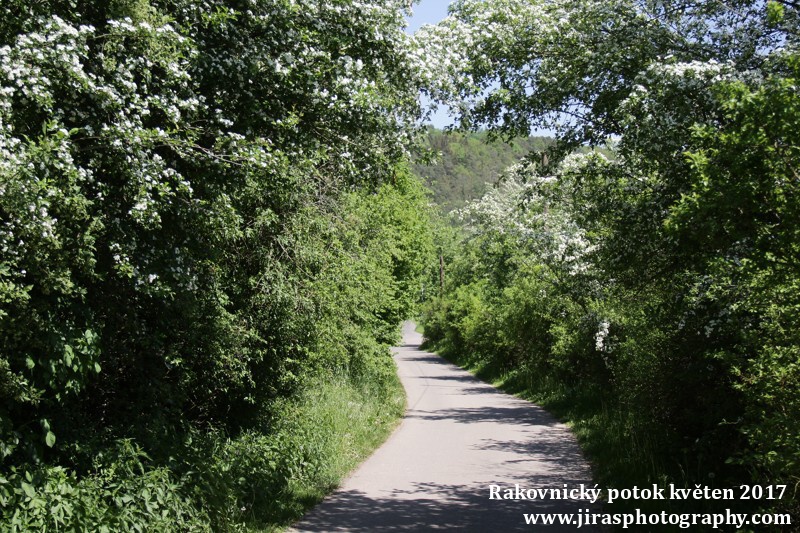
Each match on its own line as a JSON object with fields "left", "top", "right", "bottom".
{"left": 246, "top": 371, "right": 406, "bottom": 532}
{"left": 13, "top": 356, "right": 410, "bottom": 533}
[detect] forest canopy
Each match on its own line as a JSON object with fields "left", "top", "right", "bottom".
{"left": 411, "top": 128, "right": 553, "bottom": 212}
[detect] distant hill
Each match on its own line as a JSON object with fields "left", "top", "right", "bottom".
{"left": 411, "top": 128, "right": 553, "bottom": 212}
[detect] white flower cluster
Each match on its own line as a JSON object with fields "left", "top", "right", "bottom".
{"left": 613, "top": 57, "right": 740, "bottom": 161}
{"left": 186, "top": 0, "right": 417, "bottom": 163}
{"left": 410, "top": 0, "right": 550, "bottom": 93}
{"left": 595, "top": 319, "right": 611, "bottom": 352}
{"left": 1, "top": 2, "right": 422, "bottom": 301}
{"left": 0, "top": 15, "right": 199, "bottom": 293}
{"left": 457, "top": 153, "right": 604, "bottom": 278}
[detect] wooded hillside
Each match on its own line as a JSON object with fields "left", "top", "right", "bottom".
{"left": 411, "top": 128, "right": 552, "bottom": 211}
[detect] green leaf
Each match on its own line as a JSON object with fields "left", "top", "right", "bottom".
{"left": 21, "top": 482, "right": 35, "bottom": 499}
{"left": 46, "top": 431, "right": 56, "bottom": 448}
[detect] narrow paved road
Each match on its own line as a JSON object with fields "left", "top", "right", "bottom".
{"left": 290, "top": 322, "right": 598, "bottom": 531}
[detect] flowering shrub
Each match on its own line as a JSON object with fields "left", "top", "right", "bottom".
{"left": 1, "top": 1, "right": 433, "bottom": 529}
{"left": 419, "top": 0, "right": 800, "bottom": 518}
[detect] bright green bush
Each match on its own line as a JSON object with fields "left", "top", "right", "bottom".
{"left": 0, "top": 440, "right": 209, "bottom": 532}
{"left": 177, "top": 373, "right": 405, "bottom": 530}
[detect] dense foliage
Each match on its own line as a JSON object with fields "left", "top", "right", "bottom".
{"left": 411, "top": 128, "right": 552, "bottom": 211}
{"left": 418, "top": 0, "right": 799, "bottom": 519}
{"left": 0, "top": 1, "right": 435, "bottom": 529}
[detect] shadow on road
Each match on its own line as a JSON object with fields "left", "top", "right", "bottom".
{"left": 405, "top": 406, "right": 561, "bottom": 429}
{"left": 402, "top": 352, "right": 443, "bottom": 363}
{"left": 291, "top": 482, "right": 594, "bottom": 532}
{"left": 291, "top": 323, "right": 600, "bottom": 532}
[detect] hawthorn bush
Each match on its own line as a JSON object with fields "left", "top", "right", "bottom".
{"left": 0, "top": 1, "right": 434, "bottom": 529}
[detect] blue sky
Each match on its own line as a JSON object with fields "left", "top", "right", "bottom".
{"left": 405, "top": 1, "right": 455, "bottom": 129}
{"left": 405, "top": 1, "right": 452, "bottom": 34}
{"left": 403, "top": 2, "right": 554, "bottom": 136}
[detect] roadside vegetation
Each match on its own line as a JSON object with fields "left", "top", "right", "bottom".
{"left": 0, "top": 1, "right": 433, "bottom": 530}
{"left": 416, "top": 0, "right": 799, "bottom": 524}
{"left": 3, "top": 0, "right": 799, "bottom": 530}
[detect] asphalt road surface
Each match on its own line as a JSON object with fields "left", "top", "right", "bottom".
{"left": 289, "top": 322, "right": 598, "bottom": 532}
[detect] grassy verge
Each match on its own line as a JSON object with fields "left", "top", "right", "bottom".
{"left": 0, "top": 360, "right": 405, "bottom": 532}
{"left": 246, "top": 371, "right": 406, "bottom": 531}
